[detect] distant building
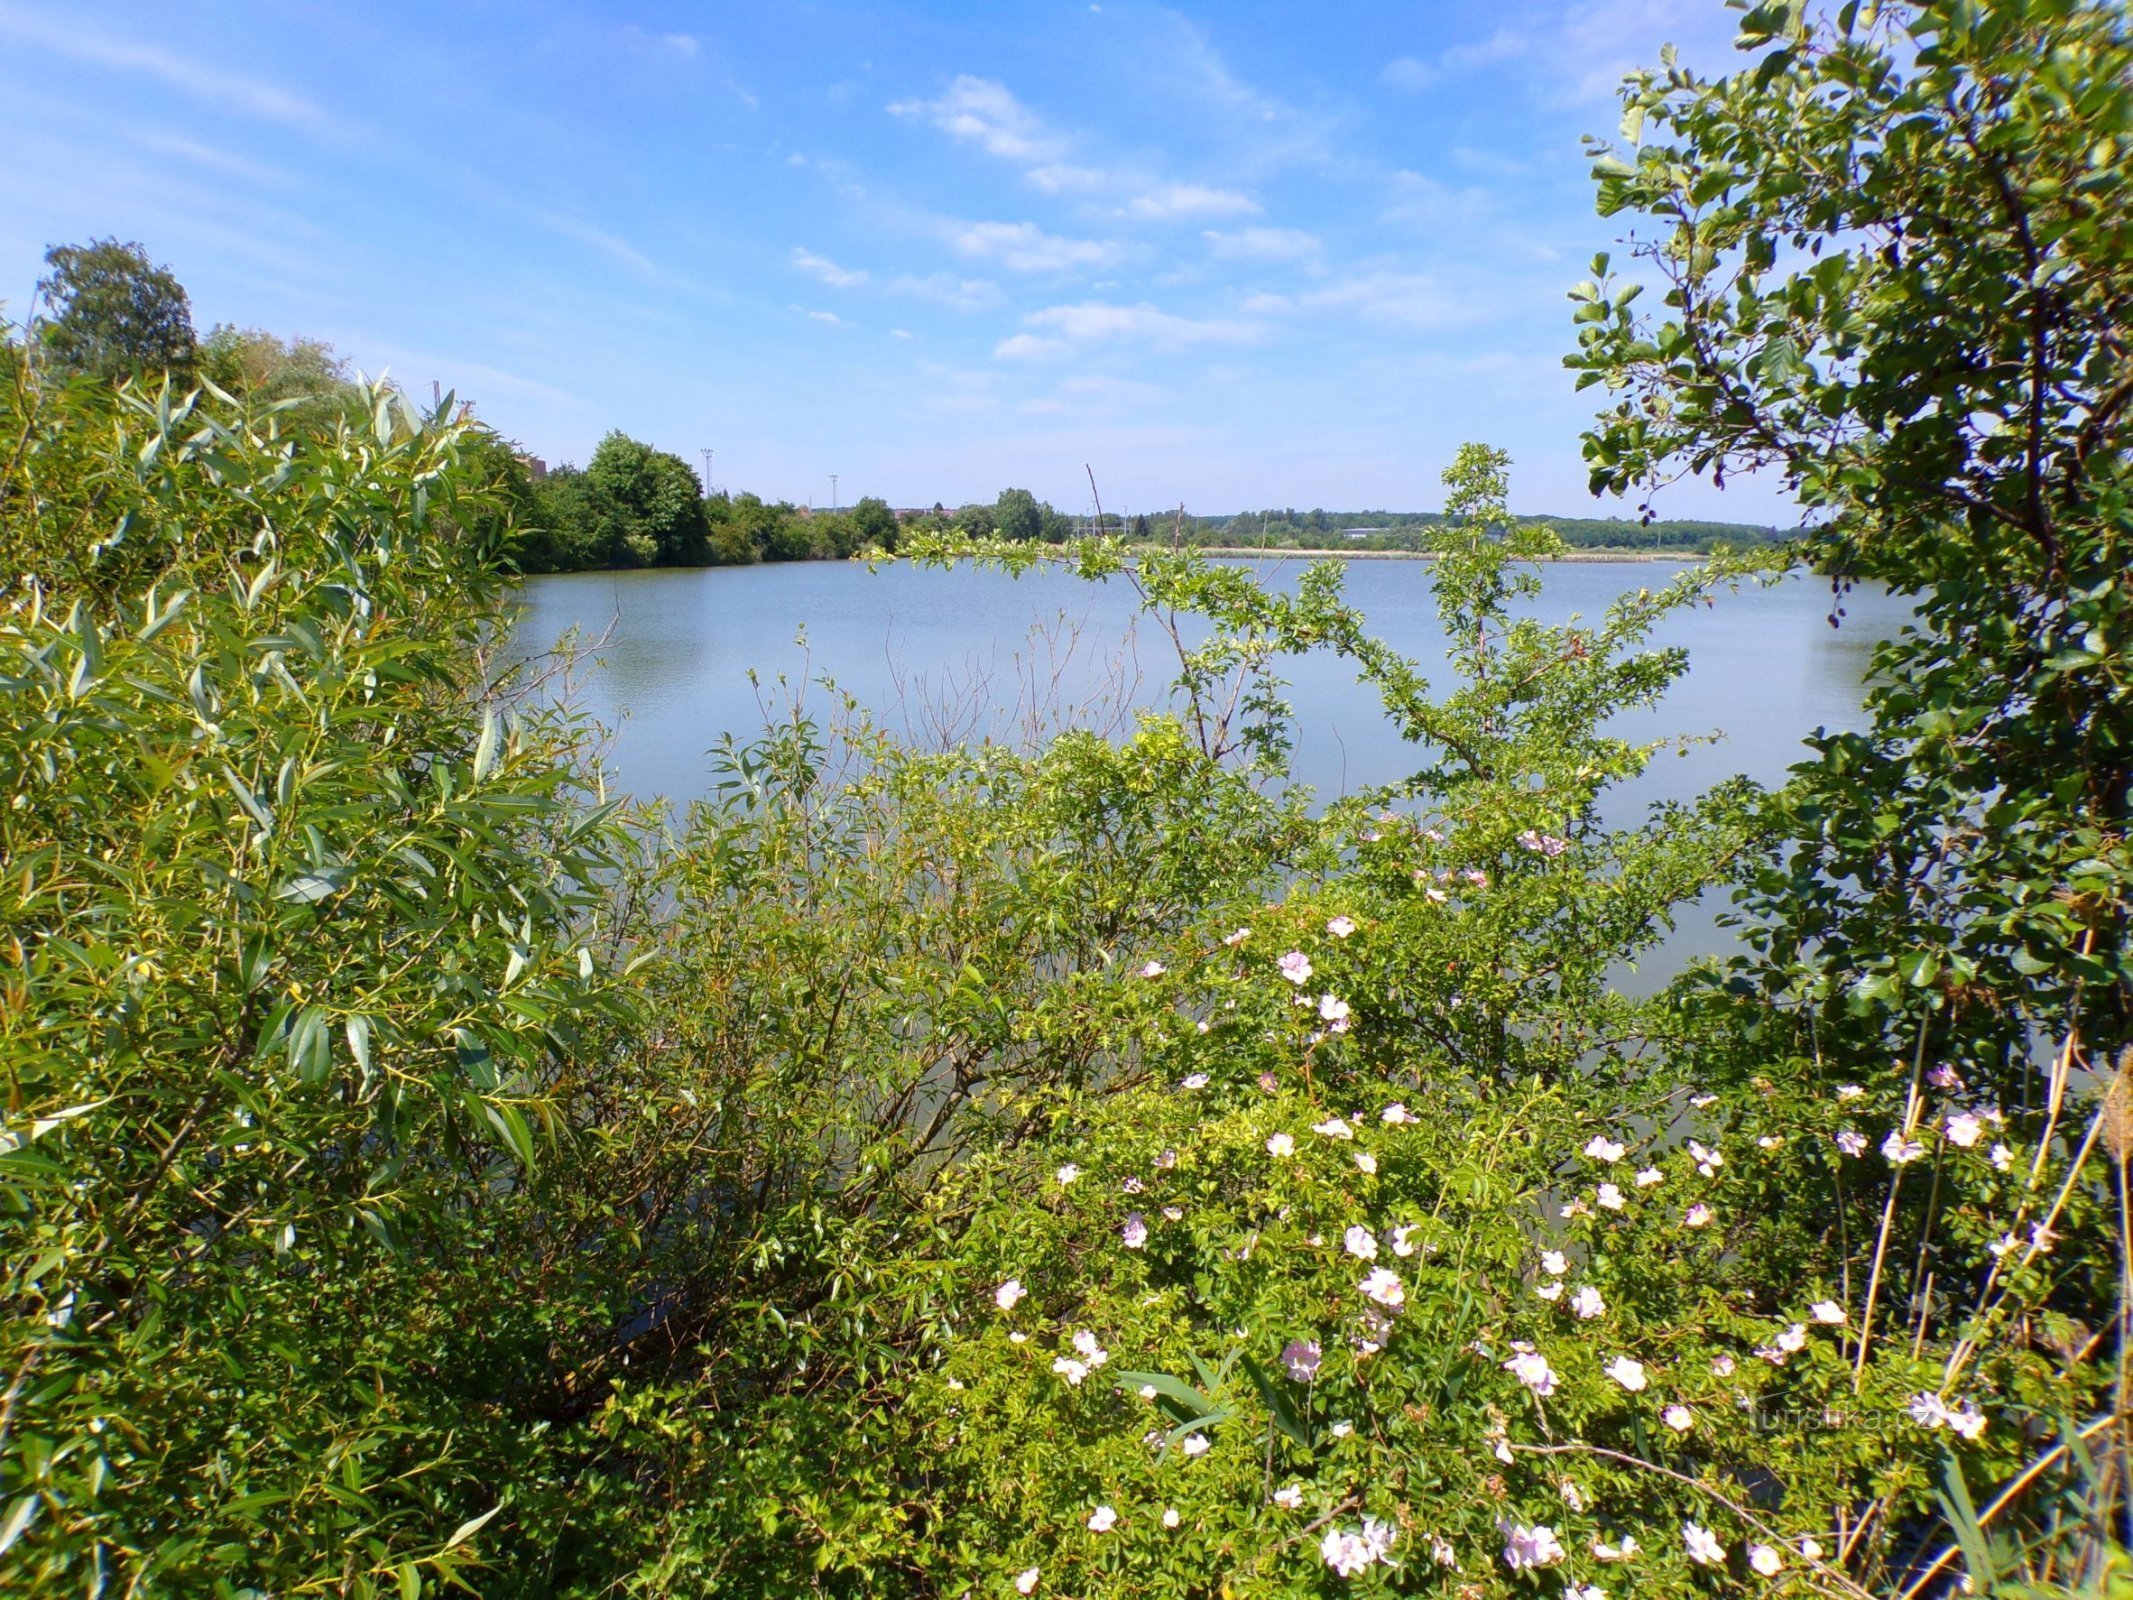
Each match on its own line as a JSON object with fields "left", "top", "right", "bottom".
{"left": 517, "top": 455, "right": 549, "bottom": 481}
{"left": 1341, "top": 528, "right": 1386, "bottom": 540}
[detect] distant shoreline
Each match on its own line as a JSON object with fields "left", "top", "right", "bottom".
{"left": 1161, "top": 545, "right": 1710, "bottom": 563}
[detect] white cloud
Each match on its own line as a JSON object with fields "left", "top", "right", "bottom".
{"left": 1383, "top": 29, "right": 1529, "bottom": 94}
{"left": 660, "top": 33, "right": 700, "bottom": 55}
{"left": 1449, "top": 144, "right": 1535, "bottom": 180}
{"left": 1025, "top": 163, "right": 1110, "bottom": 194}
{"left": 531, "top": 211, "right": 662, "bottom": 278}
{"left": 1384, "top": 28, "right": 1532, "bottom": 96}
{"left": 1011, "top": 301, "right": 1265, "bottom": 353}
{"left": 1381, "top": 171, "right": 1495, "bottom": 229}
{"left": 359, "top": 344, "right": 577, "bottom": 409}
{"left": 1448, "top": 28, "right": 1533, "bottom": 71}
{"left": 792, "top": 247, "right": 868, "bottom": 288}
{"left": 994, "top": 333, "right": 1072, "bottom": 360}
{"left": 888, "top": 76, "right": 1067, "bottom": 163}
{"left": 1061, "top": 374, "right": 1163, "bottom": 402}
{"left": 0, "top": 8, "right": 331, "bottom": 129}
{"left": 127, "top": 130, "right": 291, "bottom": 188}
{"left": 889, "top": 271, "right": 1006, "bottom": 310}
{"left": 1543, "top": 0, "right": 1733, "bottom": 104}
{"left": 889, "top": 328, "right": 914, "bottom": 339}
{"left": 1145, "top": 16, "right": 1334, "bottom": 174}
{"left": 801, "top": 308, "right": 845, "bottom": 325}
{"left": 1240, "top": 291, "right": 1294, "bottom": 315}
{"left": 952, "top": 221, "right": 1120, "bottom": 274}
{"left": 1298, "top": 272, "right": 1470, "bottom": 331}
{"left": 1204, "top": 227, "right": 1322, "bottom": 263}
{"left": 1381, "top": 56, "right": 1434, "bottom": 91}
{"left": 1123, "top": 182, "right": 1260, "bottom": 221}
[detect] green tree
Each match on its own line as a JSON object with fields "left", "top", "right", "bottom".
{"left": 728, "top": 491, "right": 811, "bottom": 562}
{"left": 701, "top": 491, "right": 761, "bottom": 566}
{"left": 35, "top": 238, "right": 197, "bottom": 382}
{"left": 1571, "top": 0, "right": 2133, "bottom": 1087}
{"left": 198, "top": 324, "right": 353, "bottom": 432}
{"left": 0, "top": 354, "right": 639, "bottom": 1591}
{"left": 584, "top": 431, "right": 709, "bottom": 566}
{"left": 993, "top": 486, "right": 1044, "bottom": 543}
{"left": 810, "top": 511, "right": 864, "bottom": 559}
{"left": 850, "top": 494, "right": 898, "bottom": 552}
{"left": 523, "top": 464, "right": 609, "bottom": 570}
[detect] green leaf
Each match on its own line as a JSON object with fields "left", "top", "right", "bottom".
{"left": 1240, "top": 1354, "right": 1311, "bottom": 1448}
{"left": 472, "top": 706, "right": 501, "bottom": 783}
{"left": 1937, "top": 1453, "right": 1997, "bottom": 1588}
{"left": 1111, "top": 1369, "right": 1218, "bottom": 1423}
{"left": 345, "top": 1013, "right": 373, "bottom": 1076}
{"left": 222, "top": 765, "right": 275, "bottom": 831}
{"left": 289, "top": 1006, "right": 332, "bottom": 1087}
{"left": 481, "top": 1100, "right": 537, "bottom": 1172}
{"left": 275, "top": 867, "right": 350, "bottom": 905}
{"left": 444, "top": 1502, "right": 502, "bottom": 1549}
{"left": 0, "top": 1496, "right": 38, "bottom": 1558}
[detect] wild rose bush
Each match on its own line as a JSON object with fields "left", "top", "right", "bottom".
{"left": 889, "top": 922, "right": 2109, "bottom": 1598}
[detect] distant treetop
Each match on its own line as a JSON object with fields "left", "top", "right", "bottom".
{"left": 35, "top": 238, "right": 197, "bottom": 383}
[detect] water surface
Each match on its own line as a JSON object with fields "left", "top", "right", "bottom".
{"left": 505, "top": 556, "right": 1906, "bottom": 818}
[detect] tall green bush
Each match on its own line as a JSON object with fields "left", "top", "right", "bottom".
{"left": 0, "top": 351, "right": 637, "bottom": 1593}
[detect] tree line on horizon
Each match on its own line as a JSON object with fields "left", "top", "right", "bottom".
{"left": 19, "top": 238, "right": 1782, "bottom": 576}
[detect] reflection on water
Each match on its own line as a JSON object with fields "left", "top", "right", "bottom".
{"left": 506, "top": 558, "right": 1910, "bottom": 829}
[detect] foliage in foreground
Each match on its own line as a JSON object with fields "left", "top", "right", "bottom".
{"left": 1, "top": 0, "right": 2128, "bottom": 1594}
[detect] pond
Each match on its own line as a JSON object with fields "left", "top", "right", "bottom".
{"left": 505, "top": 556, "right": 1909, "bottom": 986}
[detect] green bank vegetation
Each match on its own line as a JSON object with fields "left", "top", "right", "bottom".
{"left": 25, "top": 242, "right": 1778, "bottom": 577}
{"left": 2, "top": 1, "right": 2128, "bottom": 1595}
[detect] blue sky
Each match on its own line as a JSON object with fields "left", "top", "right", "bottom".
{"left": 0, "top": 0, "right": 1783, "bottom": 522}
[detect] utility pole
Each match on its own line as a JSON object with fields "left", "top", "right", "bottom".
{"left": 829, "top": 474, "right": 839, "bottom": 511}
{"left": 699, "top": 448, "right": 714, "bottom": 495}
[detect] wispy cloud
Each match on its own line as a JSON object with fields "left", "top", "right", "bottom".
{"left": 889, "top": 272, "right": 1005, "bottom": 311}
{"left": 1204, "top": 226, "right": 1322, "bottom": 264}
{"left": 358, "top": 343, "right": 578, "bottom": 410}
{"left": 1381, "top": 29, "right": 1529, "bottom": 92}
{"left": 792, "top": 247, "right": 868, "bottom": 288}
{"left": 952, "top": 221, "right": 1120, "bottom": 274}
{"left": 1381, "top": 1, "right": 1735, "bottom": 108}
{"left": 1296, "top": 271, "right": 1473, "bottom": 332}
{"left": 1025, "top": 163, "right": 1110, "bottom": 195}
{"left": 1380, "top": 56, "right": 1435, "bottom": 92}
{"left": 998, "top": 300, "right": 1266, "bottom": 358}
{"left": 889, "top": 69, "right": 1270, "bottom": 229}
{"left": 1144, "top": 16, "right": 1337, "bottom": 175}
{"left": 124, "top": 130, "right": 293, "bottom": 188}
{"left": 1380, "top": 171, "right": 1495, "bottom": 230}
{"left": 888, "top": 76, "right": 1068, "bottom": 163}
{"left": 528, "top": 210, "right": 664, "bottom": 279}
{"left": 0, "top": 7, "right": 332, "bottom": 129}
{"left": 1123, "top": 183, "right": 1259, "bottom": 222}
